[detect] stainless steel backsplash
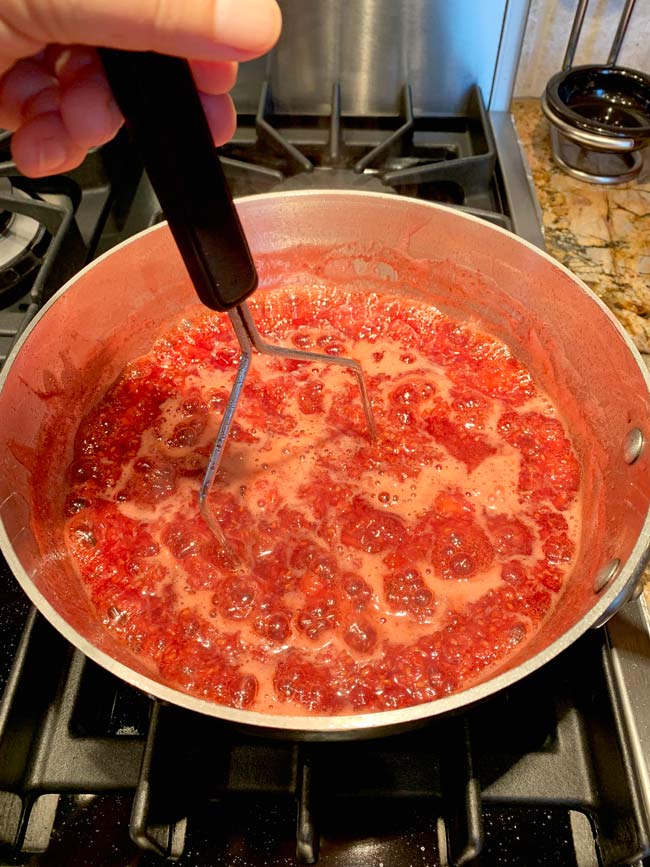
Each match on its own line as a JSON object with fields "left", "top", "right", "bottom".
{"left": 231, "top": 0, "right": 531, "bottom": 115}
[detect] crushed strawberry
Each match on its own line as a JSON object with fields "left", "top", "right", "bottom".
{"left": 63, "top": 284, "right": 581, "bottom": 716}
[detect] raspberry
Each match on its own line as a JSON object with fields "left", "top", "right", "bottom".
{"left": 297, "top": 381, "right": 325, "bottom": 414}
{"left": 166, "top": 416, "right": 206, "bottom": 448}
{"left": 228, "top": 673, "right": 258, "bottom": 709}
{"left": 162, "top": 519, "right": 205, "bottom": 559}
{"left": 501, "top": 561, "right": 527, "bottom": 584}
{"left": 121, "top": 456, "right": 177, "bottom": 505}
{"left": 498, "top": 411, "right": 580, "bottom": 510}
{"left": 274, "top": 653, "right": 341, "bottom": 712}
{"left": 340, "top": 572, "right": 373, "bottom": 610}
{"left": 263, "top": 612, "right": 292, "bottom": 643}
{"left": 290, "top": 541, "right": 337, "bottom": 581}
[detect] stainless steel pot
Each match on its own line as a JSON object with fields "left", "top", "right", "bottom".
{"left": 1, "top": 191, "right": 649, "bottom": 739}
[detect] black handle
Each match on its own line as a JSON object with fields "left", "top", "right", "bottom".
{"left": 99, "top": 49, "right": 257, "bottom": 312}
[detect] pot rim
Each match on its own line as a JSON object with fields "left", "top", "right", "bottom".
{"left": 1, "top": 190, "right": 649, "bottom": 736}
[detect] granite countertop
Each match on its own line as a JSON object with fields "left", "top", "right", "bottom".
{"left": 511, "top": 98, "right": 650, "bottom": 601}
{"left": 511, "top": 98, "right": 650, "bottom": 357}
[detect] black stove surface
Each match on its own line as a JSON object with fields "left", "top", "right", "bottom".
{"left": 113, "top": 81, "right": 535, "bottom": 248}
{"left": 220, "top": 83, "right": 507, "bottom": 221}
{"left": 1, "top": 607, "right": 649, "bottom": 866}
{"left": 0, "top": 82, "right": 648, "bottom": 866}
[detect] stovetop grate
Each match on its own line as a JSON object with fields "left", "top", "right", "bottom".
{"left": 1, "top": 608, "right": 649, "bottom": 865}
{"left": 216, "top": 79, "right": 511, "bottom": 232}
{"left": 133, "top": 79, "right": 512, "bottom": 238}
{"left": 0, "top": 176, "right": 85, "bottom": 366}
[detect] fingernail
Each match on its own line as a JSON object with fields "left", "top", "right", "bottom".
{"left": 214, "top": 0, "right": 281, "bottom": 51}
{"left": 35, "top": 137, "right": 67, "bottom": 173}
{"left": 54, "top": 48, "right": 95, "bottom": 83}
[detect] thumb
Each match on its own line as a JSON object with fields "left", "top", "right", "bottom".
{"left": 1, "top": 0, "right": 282, "bottom": 67}
{"left": 1, "top": 0, "right": 281, "bottom": 177}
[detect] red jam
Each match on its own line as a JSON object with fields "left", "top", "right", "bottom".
{"left": 63, "top": 285, "right": 581, "bottom": 715}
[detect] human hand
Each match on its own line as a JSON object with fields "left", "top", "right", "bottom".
{"left": 0, "top": 0, "right": 281, "bottom": 177}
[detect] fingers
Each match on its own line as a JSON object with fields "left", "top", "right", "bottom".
{"left": 4, "top": 49, "right": 239, "bottom": 176}
{"left": 1, "top": 47, "right": 123, "bottom": 173}
{"left": 190, "top": 59, "right": 238, "bottom": 96}
{"left": 11, "top": 111, "right": 87, "bottom": 176}
{"left": 211, "top": 0, "right": 282, "bottom": 58}
{"left": 1, "top": 0, "right": 282, "bottom": 69}
{"left": 0, "top": 0, "right": 280, "bottom": 176}
{"left": 60, "top": 69, "right": 123, "bottom": 150}
{"left": 10, "top": 95, "right": 236, "bottom": 177}
{"left": 0, "top": 58, "right": 55, "bottom": 129}
{"left": 48, "top": 46, "right": 123, "bottom": 150}
{"left": 199, "top": 92, "right": 237, "bottom": 146}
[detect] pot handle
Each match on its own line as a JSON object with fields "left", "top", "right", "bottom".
{"left": 98, "top": 49, "right": 258, "bottom": 313}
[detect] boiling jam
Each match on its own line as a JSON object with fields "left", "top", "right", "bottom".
{"left": 63, "top": 285, "right": 581, "bottom": 715}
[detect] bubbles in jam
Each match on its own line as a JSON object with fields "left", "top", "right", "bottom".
{"left": 63, "top": 286, "right": 581, "bottom": 715}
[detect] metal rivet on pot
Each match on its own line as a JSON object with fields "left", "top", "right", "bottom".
{"left": 594, "top": 559, "right": 621, "bottom": 593}
{"left": 623, "top": 428, "right": 644, "bottom": 464}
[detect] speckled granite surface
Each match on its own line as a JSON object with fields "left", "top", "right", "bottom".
{"left": 511, "top": 99, "right": 650, "bottom": 600}
{"left": 511, "top": 98, "right": 650, "bottom": 356}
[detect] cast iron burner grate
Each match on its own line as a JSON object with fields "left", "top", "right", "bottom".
{"left": 1, "top": 607, "right": 649, "bottom": 866}
{"left": 0, "top": 173, "right": 85, "bottom": 365}
{"left": 222, "top": 80, "right": 505, "bottom": 221}
{"left": 0, "top": 129, "right": 146, "bottom": 364}
{"left": 135, "top": 80, "right": 512, "bottom": 236}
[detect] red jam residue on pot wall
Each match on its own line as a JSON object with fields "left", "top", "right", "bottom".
{"left": 63, "top": 284, "right": 581, "bottom": 716}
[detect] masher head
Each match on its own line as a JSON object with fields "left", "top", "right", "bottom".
{"left": 199, "top": 302, "right": 376, "bottom": 552}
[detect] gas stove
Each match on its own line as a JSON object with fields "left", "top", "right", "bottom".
{"left": 0, "top": 602, "right": 649, "bottom": 867}
{"left": 1, "top": 45, "right": 650, "bottom": 867}
{"left": 117, "top": 79, "right": 544, "bottom": 250}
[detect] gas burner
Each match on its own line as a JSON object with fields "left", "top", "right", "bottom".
{"left": 0, "top": 178, "right": 47, "bottom": 297}
{"left": 273, "top": 166, "right": 393, "bottom": 192}
{"left": 218, "top": 80, "right": 506, "bottom": 226}
{"left": 0, "top": 172, "right": 87, "bottom": 365}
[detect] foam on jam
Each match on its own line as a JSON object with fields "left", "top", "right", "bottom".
{"left": 63, "top": 285, "right": 581, "bottom": 715}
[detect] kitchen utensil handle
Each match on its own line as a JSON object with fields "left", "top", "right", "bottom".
{"left": 98, "top": 48, "right": 257, "bottom": 312}
{"left": 563, "top": 0, "right": 637, "bottom": 70}
{"left": 562, "top": 0, "right": 590, "bottom": 70}
{"left": 607, "top": 0, "right": 636, "bottom": 65}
